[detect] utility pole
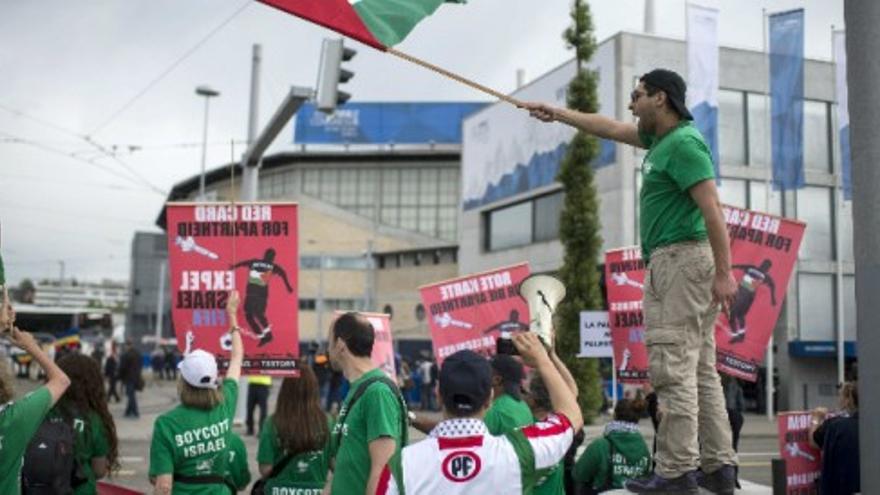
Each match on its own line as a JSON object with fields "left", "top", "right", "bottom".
{"left": 241, "top": 44, "right": 261, "bottom": 202}
{"left": 844, "top": 2, "right": 880, "bottom": 492}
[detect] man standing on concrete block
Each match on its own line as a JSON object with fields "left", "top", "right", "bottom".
{"left": 523, "top": 68, "right": 738, "bottom": 495}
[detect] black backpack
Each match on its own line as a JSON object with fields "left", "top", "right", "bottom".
{"left": 21, "top": 416, "right": 86, "bottom": 495}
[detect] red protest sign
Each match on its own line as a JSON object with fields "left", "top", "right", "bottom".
{"left": 420, "top": 263, "right": 530, "bottom": 365}
{"left": 166, "top": 202, "right": 299, "bottom": 375}
{"left": 605, "top": 247, "right": 649, "bottom": 384}
{"left": 715, "top": 206, "right": 806, "bottom": 381}
{"left": 777, "top": 411, "right": 821, "bottom": 494}
{"left": 334, "top": 311, "right": 396, "bottom": 382}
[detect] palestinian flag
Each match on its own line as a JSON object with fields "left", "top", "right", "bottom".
{"left": 258, "top": 0, "right": 465, "bottom": 50}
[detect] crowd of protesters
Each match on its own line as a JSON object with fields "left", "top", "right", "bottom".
{"left": 2, "top": 285, "right": 861, "bottom": 494}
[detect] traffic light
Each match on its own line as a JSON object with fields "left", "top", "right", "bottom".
{"left": 316, "top": 38, "right": 356, "bottom": 113}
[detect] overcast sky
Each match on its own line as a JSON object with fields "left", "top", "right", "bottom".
{"left": 0, "top": 0, "right": 843, "bottom": 285}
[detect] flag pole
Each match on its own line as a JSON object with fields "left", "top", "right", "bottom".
{"left": 763, "top": 8, "right": 775, "bottom": 422}
{"left": 386, "top": 47, "right": 525, "bottom": 107}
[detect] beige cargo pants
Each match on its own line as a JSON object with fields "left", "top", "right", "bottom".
{"left": 644, "top": 241, "right": 737, "bottom": 478}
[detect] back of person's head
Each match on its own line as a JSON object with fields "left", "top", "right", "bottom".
{"left": 527, "top": 374, "right": 552, "bottom": 414}
{"left": 614, "top": 397, "right": 648, "bottom": 424}
{"left": 57, "top": 353, "right": 120, "bottom": 471}
{"left": 491, "top": 354, "right": 524, "bottom": 400}
{"left": 274, "top": 363, "right": 328, "bottom": 454}
{"left": 439, "top": 350, "right": 492, "bottom": 418}
{"left": 177, "top": 349, "right": 223, "bottom": 410}
{"left": 0, "top": 360, "right": 14, "bottom": 404}
{"left": 332, "top": 312, "right": 374, "bottom": 358}
{"left": 840, "top": 381, "right": 858, "bottom": 412}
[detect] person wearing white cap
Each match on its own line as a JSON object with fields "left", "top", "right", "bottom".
{"left": 149, "top": 290, "right": 245, "bottom": 495}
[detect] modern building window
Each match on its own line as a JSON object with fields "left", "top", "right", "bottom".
{"left": 747, "top": 181, "right": 782, "bottom": 216}
{"left": 300, "top": 255, "right": 367, "bottom": 270}
{"left": 746, "top": 93, "right": 769, "bottom": 168}
{"left": 415, "top": 303, "right": 426, "bottom": 322}
{"left": 383, "top": 304, "right": 394, "bottom": 319}
{"left": 717, "top": 178, "right": 747, "bottom": 209}
{"left": 798, "top": 273, "right": 834, "bottom": 341}
{"left": 718, "top": 89, "right": 746, "bottom": 166}
{"left": 803, "top": 100, "right": 832, "bottom": 172}
{"left": 796, "top": 186, "right": 833, "bottom": 261}
{"left": 299, "top": 299, "right": 317, "bottom": 311}
{"left": 485, "top": 191, "right": 563, "bottom": 251}
{"left": 534, "top": 192, "right": 564, "bottom": 242}
{"left": 487, "top": 201, "right": 533, "bottom": 251}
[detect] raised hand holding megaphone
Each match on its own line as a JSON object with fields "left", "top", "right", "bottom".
{"left": 518, "top": 274, "right": 566, "bottom": 348}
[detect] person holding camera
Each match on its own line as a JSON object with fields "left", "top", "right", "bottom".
{"left": 375, "top": 332, "right": 583, "bottom": 495}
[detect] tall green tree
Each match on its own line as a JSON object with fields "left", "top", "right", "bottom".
{"left": 554, "top": 0, "right": 604, "bottom": 424}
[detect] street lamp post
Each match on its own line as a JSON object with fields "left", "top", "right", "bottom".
{"left": 195, "top": 85, "right": 220, "bottom": 200}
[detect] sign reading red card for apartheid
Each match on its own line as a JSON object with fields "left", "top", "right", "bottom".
{"left": 715, "top": 206, "right": 805, "bottom": 381}
{"left": 605, "top": 247, "right": 649, "bottom": 384}
{"left": 166, "top": 202, "right": 299, "bottom": 375}
{"left": 777, "top": 411, "right": 821, "bottom": 494}
{"left": 420, "top": 263, "right": 530, "bottom": 365}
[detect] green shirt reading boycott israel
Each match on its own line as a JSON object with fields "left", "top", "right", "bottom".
{"left": 149, "top": 378, "right": 238, "bottom": 494}
{"left": 639, "top": 121, "right": 716, "bottom": 262}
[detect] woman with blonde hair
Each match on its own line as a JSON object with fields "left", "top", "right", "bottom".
{"left": 148, "top": 290, "right": 246, "bottom": 494}
{"left": 255, "top": 362, "right": 331, "bottom": 493}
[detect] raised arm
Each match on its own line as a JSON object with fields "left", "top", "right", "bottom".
{"left": 225, "top": 290, "right": 244, "bottom": 380}
{"left": 9, "top": 326, "right": 71, "bottom": 405}
{"left": 521, "top": 102, "right": 644, "bottom": 149}
{"left": 513, "top": 332, "right": 583, "bottom": 431}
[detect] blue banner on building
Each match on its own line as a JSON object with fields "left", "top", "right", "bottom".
{"left": 294, "top": 102, "right": 485, "bottom": 145}
{"left": 769, "top": 9, "right": 805, "bottom": 191}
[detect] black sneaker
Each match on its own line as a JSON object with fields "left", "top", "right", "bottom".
{"left": 729, "top": 331, "right": 746, "bottom": 344}
{"left": 258, "top": 331, "right": 273, "bottom": 347}
{"left": 697, "top": 464, "right": 738, "bottom": 495}
{"left": 624, "top": 471, "right": 699, "bottom": 494}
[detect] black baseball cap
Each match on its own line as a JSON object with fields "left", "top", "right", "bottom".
{"left": 439, "top": 350, "right": 492, "bottom": 416}
{"left": 640, "top": 69, "right": 693, "bottom": 120}
{"left": 491, "top": 354, "right": 525, "bottom": 399}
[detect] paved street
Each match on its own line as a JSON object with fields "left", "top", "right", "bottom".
{"left": 16, "top": 376, "right": 776, "bottom": 493}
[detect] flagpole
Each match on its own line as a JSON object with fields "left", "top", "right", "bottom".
{"left": 831, "top": 26, "right": 846, "bottom": 387}
{"left": 763, "top": 8, "right": 775, "bottom": 422}
{"left": 386, "top": 48, "right": 525, "bottom": 107}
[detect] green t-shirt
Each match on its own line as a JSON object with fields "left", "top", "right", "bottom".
{"left": 639, "top": 121, "right": 716, "bottom": 262}
{"left": 484, "top": 393, "right": 534, "bottom": 435}
{"left": 0, "top": 387, "right": 53, "bottom": 495}
{"left": 45, "top": 406, "right": 111, "bottom": 495}
{"left": 257, "top": 414, "right": 332, "bottom": 493}
{"left": 329, "top": 369, "right": 404, "bottom": 495}
{"left": 225, "top": 433, "right": 251, "bottom": 490}
{"left": 148, "top": 378, "right": 238, "bottom": 495}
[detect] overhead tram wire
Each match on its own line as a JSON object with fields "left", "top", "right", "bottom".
{"left": 0, "top": 106, "right": 165, "bottom": 194}
{"left": 86, "top": 0, "right": 252, "bottom": 138}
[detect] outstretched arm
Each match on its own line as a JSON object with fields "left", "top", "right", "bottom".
{"left": 273, "top": 265, "right": 294, "bottom": 293}
{"left": 766, "top": 276, "right": 777, "bottom": 306}
{"left": 521, "top": 102, "right": 644, "bottom": 149}
{"left": 230, "top": 259, "right": 255, "bottom": 270}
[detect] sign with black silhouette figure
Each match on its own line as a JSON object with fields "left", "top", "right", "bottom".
{"left": 166, "top": 202, "right": 299, "bottom": 375}
{"left": 715, "top": 205, "right": 805, "bottom": 382}
{"left": 419, "top": 263, "right": 530, "bottom": 365}
{"left": 605, "top": 247, "right": 649, "bottom": 384}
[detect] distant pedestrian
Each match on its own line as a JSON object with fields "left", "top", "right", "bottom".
{"left": 150, "top": 348, "right": 164, "bottom": 383}
{"left": 722, "top": 375, "right": 745, "bottom": 451}
{"left": 246, "top": 375, "right": 272, "bottom": 436}
{"left": 103, "top": 352, "right": 120, "bottom": 403}
{"left": 484, "top": 354, "right": 533, "bottom": 435}
{"left": 118, "top": 341, "right": 142, "bottom": 418}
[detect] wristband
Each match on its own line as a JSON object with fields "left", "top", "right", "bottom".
{"left": 229, "top": 326, "right": 241, "bottom": 334}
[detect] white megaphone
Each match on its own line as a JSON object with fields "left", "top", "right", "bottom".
{"left": 518, "top": 274, "right": 566, "bottom": 347}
